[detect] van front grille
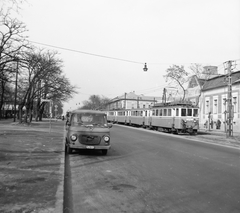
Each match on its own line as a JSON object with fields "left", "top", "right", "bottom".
{"left": 80, "top": 135, "right": 101, "bottom": 145}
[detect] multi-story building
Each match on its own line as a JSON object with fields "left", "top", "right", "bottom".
{"left": 106, "top": 91, "right": 161, "bottom": 110}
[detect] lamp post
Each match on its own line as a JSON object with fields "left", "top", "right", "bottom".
{"left": 13, "top": 58, "right": 19, "bottom": 122}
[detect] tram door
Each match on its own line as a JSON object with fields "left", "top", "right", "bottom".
{"left": 143, "top": 110, "right": 149, "bottom": 126}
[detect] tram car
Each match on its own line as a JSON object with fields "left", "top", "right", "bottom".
{"left": 107, "top": 101, "right": 199, "bottom": 134}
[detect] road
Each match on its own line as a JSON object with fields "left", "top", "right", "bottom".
{"left": 64, "top": 124, "right": 240, "bottom": 213}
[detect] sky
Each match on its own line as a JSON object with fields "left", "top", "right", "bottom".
{"left": 15, "top": 0, "right": 240, "bottom": 113}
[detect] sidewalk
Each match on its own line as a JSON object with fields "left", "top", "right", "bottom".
{"left": 195, "top": 128, "right": 240, "bottom": 148}
{"left": 0, "top": 119, "right": 64, "bottom": 213}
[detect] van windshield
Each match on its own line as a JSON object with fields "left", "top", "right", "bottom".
{"left": 71, "top": 113, "right": 108, "bottom": 127}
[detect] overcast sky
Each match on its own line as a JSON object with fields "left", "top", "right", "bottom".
{"left": 17, "top": 0, "right": 240, "bottom": 113}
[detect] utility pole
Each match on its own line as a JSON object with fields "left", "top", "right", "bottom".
{"left": 13, "top": 58, "right": 19, "bottom": 122}
{"left": 224, "top": 60, "right": 235, "bottom": 137}
{"left": 162, "top": 88, "right": 166, "bottom": 103}
{"left": 124, "top": 92, "right": 127, "bottom": 109}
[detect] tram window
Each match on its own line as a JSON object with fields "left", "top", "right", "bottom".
{"left": 156, "top": 109, "right": 158, "bottom": 116}
{"left": 187, "top": 109, "right": 192, "bottom": 116}
{"left": 145, "top": 111, "right": 147, "bottom": 116}
{"left": 168, "top": 109, "right": 171, "bottom": 116}
{"left": 163, "top": 109, "right": 167, "bottom": 116}
{"left": 159, "top": 109, "right": 163, "bottom": 116}
{"left": 176, "top": 108, "right": 179, "bottom": 116}
{"left": 181, "top": 109, "right": 186, "bottom": 116}
{"left": 152, "top": 110, "right": 155, "bottom": 116}
{"left": 193, "top": 109, "right": 198, "bottom": 117}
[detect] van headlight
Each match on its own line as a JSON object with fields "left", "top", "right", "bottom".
{"left": 70, "top": 134, "right": 77, "bottom": 141}
{"left": 103, "top": 135, "right": 110, "bottom": 142}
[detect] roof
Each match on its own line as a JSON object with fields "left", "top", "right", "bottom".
{"left": 153, "top": 100, "right": 197, "bottom": 108}
{"left": 109, "top": 92, "right": 161, "bottom": 103}
{"left": 70, "top": 109, "right": 106, "bottom": 114}
{"left": 202, "top": 70, "right": 240, "bottom": 91}
{"left": 198, "top": 78, "right": 206, "bottom": 87}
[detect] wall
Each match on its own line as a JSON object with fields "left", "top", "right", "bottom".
{"left": 200, "top": 85, "right": 240, "bottom": 132}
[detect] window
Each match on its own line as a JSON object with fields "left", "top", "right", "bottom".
{"left": 193, "top": 109, "right": 198, "bottom": 117}
{"left": 156, "top": 109, "right": 159, "bottom": 116}
{"left": 176, "top": 108, "right": 179, "bottom": 116}
{"left": 205, "top": 100, "right": 210, "bottom": 114}
{"left": 213, "top": 98, "right": 218, "bottom": 114}
{"left": 163, "top": 109, "right": 167, "bottom": 116}
{"left": 168, "top": 109, "right": 171, "bottom": 116}
{"left": 159, "top": 109, "right": 163, "bottom": 116}
{"left": 71, "top": 113, "right": 107, "bottom": 125}
{"left": 181, "top": 108, "right": 186, "bottom": 116}
{"left": 233, "top": 97, "right": 237, "bottom": 113}
{"left": 187, "top": 109, "right": 192, "bottom": 116}
{"left": 222, "top": 97, "right": 227, "bottom": 113}
{"left": 152, "top": 110, "right": 155, "bottom": 116}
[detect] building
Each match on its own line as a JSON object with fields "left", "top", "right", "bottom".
{"left": 186, "top": 68, "right": 240, "bottom": 133}
{"left": 106, "top": 91, "right": 161, "bottom": 110}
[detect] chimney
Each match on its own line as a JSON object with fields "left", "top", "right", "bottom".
{"left": 203, "top": 66, "right": 218, "bottom": 75}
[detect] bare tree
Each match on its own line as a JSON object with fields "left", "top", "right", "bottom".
{"left": 17, "top": 49, "right": 78, "bottom": 123}
{"left": 164, "top": 65, "right": 188, "bottom": 101}
{"left": 82, "top": 95, "right": 110, "bottom": 110}
{"left": 189, "top": 63, "right": 204, "bottom": 78}
{"left": 1, "top": 0, "right": 27, "bottom": 15}
{"left": 0, "top": 13, "right": 29, "bottom": 118}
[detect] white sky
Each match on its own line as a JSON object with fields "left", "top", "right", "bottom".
{"left": 17, "top": 0, "right": 240, "bottom": 113}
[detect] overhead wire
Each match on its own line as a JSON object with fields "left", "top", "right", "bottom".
{"left": 29, "top": 41, "right": 240, "bottom": 67}
{"left": 29, "top": 40, "right": 144, "bottom": 65}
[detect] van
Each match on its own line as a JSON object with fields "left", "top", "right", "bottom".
{"left": 65, "top": 109, "right": 112, "bottom": 155}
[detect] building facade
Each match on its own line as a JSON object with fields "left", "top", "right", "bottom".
{"left": 106, "top": 92, "right": 161, "bottom": 110}
{"left": 186, "top": 69, "right": 240, "bottom": 133}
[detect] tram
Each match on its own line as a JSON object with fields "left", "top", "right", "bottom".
{"left": 107, "top": 101, "right": 199, "bottom": 134}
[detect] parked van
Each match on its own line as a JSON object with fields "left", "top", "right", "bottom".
{"left": 65, "top": 109, "right": 112, "bottom": 155}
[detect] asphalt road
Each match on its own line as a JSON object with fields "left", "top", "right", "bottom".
{"left": 64, "top": 124, "right": 240, "bottom": 213}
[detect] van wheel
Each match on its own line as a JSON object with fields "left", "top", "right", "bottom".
{"left": 102, "top": 150, "right": 108, "bottom": 155}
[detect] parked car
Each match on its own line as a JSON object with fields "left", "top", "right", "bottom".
{"left": 65, "top": 109, "right": 112, "bottom": 155}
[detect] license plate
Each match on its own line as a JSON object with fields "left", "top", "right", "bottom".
{"left": 86, "top": 146, "right": 94, "bottom": 149}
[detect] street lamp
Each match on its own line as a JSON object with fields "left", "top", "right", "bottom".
{"left": 143, "top": 63, "right": 148, "bottom": 72}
